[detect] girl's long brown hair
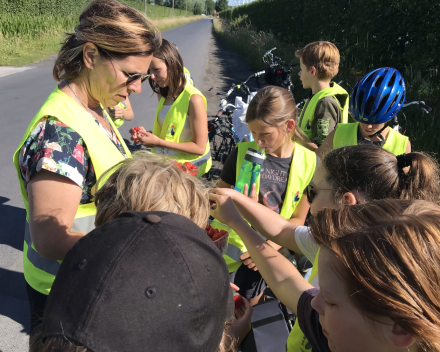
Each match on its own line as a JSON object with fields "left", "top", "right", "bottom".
{"left": 148, "top": 39, "right": 186, "bottom": 99}
{"left": 310, "top": 199, "right": 440, "bottom": 352}
{"left": 53, "top": 0, "right": 161, "bottom": 81}
{"left": 323, "top": 144, "right": 440, "bottom": 203}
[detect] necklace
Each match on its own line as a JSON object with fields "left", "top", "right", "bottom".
{"left": 66, "top": 81, "right": 114, "bottom": 136}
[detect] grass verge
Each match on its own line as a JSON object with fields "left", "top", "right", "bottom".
{"left": 0, "top": 16, "right": 204, "bottom": 67}
{"left": 212, "top": 18, "right": 440, "bottom": 158}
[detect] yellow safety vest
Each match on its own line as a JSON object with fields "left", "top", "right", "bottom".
{"left": 151, "top": 83, "right": 212, "bottom": 177}
{"left": 286, "top": 248, "right": 320, "bottom": 352}
{"left": 183, "top": 66, "right": 194, "bottom": 86}
{"left": 298, "top": 82, "right": 349, "bottom": 139}
{"left": 12, "top": 87, "right": 131, "bottom": 295}
{"left": 222, "top": 141, "right": 316, "bottom": 273}
{"left": 333, "top": 122, "right": 408, "bottom": 155}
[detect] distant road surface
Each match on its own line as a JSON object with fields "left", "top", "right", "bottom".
{"left": 0, "top": 18, "right": 213, "bottom": 351}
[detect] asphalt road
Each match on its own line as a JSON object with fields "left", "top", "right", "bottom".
{"left": 0, "top": 18, "right": 213, "bottom": 351}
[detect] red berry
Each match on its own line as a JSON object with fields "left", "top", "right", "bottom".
{"left": 134, "top": 126, "right": 141, "bottom": 132}
{"left": 234, "top": 295, "right": 244, "bottom": 310}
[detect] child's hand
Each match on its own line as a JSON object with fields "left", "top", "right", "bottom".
{"left": 209, "top": 189, "right": 243, "bottom": 226}
{"left": 240, "top": 251, "right": 258, "bottom": 271}
{"left": 108, "top": 106, "right": 124, "bottom": 120}
{"left": 229, "top": 295, "right": 253, "bottom": 344}
{"left": 243, "top": 183, "right": 258, "bottom": 202}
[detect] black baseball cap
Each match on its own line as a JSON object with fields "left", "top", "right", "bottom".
{"left": 42, "top": 211, "right": 234, "bottom": 352}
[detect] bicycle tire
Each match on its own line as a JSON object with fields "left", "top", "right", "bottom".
{"left": 204, "top": 126, "right": 237, "bottom": 181}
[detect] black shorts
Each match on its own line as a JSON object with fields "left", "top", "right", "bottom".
{"left": 229, "top": 264, "right": 267, "bottom": 299}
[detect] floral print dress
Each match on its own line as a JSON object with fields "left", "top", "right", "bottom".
{"left": 19, "top": 111, "right": 127, "bottom": 204}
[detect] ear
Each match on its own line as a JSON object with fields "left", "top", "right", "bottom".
{"left": 285, "top": 119, "right": 296, "bottom": 134}
{"left": 309, "top": 66, "right": 317, "bottom": 77}
{"left": 341, "top": 192, "right": 357, "bottom": 205}
{"left": 83, "top": 42, "right": 100, "bottom": 70}
{"left": 389, "top": 323, "right": 416, "bottom": 348}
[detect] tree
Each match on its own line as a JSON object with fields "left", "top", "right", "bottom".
{"left": 193, "top": 2, "right": 202, "bottom": 14}
{"left": 215, "top": 0, "right": 228, "bottom": 12}
{"left": 206, "top": 0, "right": 215, "bottom": 15}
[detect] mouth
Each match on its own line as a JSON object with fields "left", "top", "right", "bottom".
{"left": 117, "top": 94, "right": 127, "bottom": 101}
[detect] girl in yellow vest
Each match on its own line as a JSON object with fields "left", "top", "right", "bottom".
{"left": 130, "top": 39, "right": 211, "bottom": 177}
{"left": 218, "top": 86, "right": 316, "bottom": 305}
{"left": 211, "top": 195, "right": 440, "bottom": 352}
{"left": 317, "top": 67, "right": 411, "bottom": 159}
{"left": 12, "top": 0, "right": 161, "bottom": 334}
{"left": 211, "top": 144, "right": 440, "bottom": 352}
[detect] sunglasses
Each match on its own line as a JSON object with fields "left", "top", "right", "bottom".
{"left": 306, "top": 184, "right": 334, "bottom": 204}
{"left": 123, "top": 70, "right": 150, "bottom": 85}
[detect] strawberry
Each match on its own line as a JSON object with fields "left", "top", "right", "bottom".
{"left": 134, "top": 126, "right": 141, "bottom": 132}
{"left": 219, "top": 230, "right": 228, "bottom": 236}
{"left": 234, "top": 295, "right": 244, "bottom": 310}
{"left": 212, "top": 233, "right": 222, "bottom": 241}
{"left": 208, "top": 227, "right": 217, "bottom": 238}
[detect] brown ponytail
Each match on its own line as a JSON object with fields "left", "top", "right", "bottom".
{"left": 310, "top": 199, "right": 440, "bottom": 352}
{"left": 322, "top": 145, "right": 440, "bottom": 203}
{"left": 53, "top": 0, "right": 161, "bottom": 82}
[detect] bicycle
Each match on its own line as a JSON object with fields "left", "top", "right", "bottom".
{"left": 392, "top": 100, "right": 432, "bottom": 132}
{"left": 262, "top": 47, "right": 298, "bottom": 96}
{"left": 205, "top": 71, "right": 265, "bottom": 181}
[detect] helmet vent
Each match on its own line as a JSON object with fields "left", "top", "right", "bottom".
{"left": 386, "top": 94, "right": 398, "bottom": 113}
{"left": 365, "top": 95, "right": 376, "bottom": 115}
{"left": 365, "top": 73, "right": 374, "bottom": 83}
{"left": 388, "top": 72, "right": 396, "bottom": 87}
{"left": 375, "top": 76, "right": 384, "bottom": 87}
{"left": 358, "top": 90, "right": 365, "bottom": 109}
{"left": 377, "top": 94, "right": 390, "bottom": 113}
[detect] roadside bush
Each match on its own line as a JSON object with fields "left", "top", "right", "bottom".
{"left": 217, "top": 0, "right": 440, "bottom": 157}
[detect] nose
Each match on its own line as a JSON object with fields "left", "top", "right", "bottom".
{"left": 311, "top": 290, "right": 325, "bottom": 315}
{"left": 128, "top": 79, "right": 142, "bottom": 94}
{"left": 150, "top": 72, "right": 156, "bottom": 80}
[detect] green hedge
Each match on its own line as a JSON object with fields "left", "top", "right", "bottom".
{"left": 219, "top": 0, "right": 440, "bottom": 155}
{"left": 0, "top": 1, "right": 194, "bottom": 39}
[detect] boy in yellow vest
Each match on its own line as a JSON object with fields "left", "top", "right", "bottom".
{"left": 295, "top": 41, "right": 349, "bottom": 150}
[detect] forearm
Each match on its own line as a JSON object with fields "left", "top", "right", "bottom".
{"left": 228, "top": 190, "right": 299, "bottom": 250}
{"left": 230, "top": 218, "right": 312, "bottom": 314}
{"left": 156, "top": 139, "right": 205, "bottom": 155}
{"left": 30, "top": 225, "right": 85, "bottom": 260}
{"left": 122, "top": 109, "right": 134, "bottom": 121}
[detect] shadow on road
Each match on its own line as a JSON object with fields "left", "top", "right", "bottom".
{"left": 0, "top": 267, "right": 30, "bottom": 335}
{"left": 0, "top": 196, "right": 26, "bottom": 251}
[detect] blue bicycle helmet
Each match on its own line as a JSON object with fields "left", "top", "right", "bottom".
{"left": 349, "top": 67, "right": 406, "bottom": 124}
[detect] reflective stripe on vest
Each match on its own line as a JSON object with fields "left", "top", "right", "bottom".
{"left": 286, "top": 248, "right": 320, "bottom": 352}
{"left": 333, "top": 122, "right": 408, "bottom": 156}
{"left": 298, "top": 82, "right": 349, "bottom": 139}
{"left": 151, "top": 83, "right": 212, "bottom": 176}
{"left": 220, "top": 141, "right": 316, "bottom": 272}
{"left": 13, "top": 87, "right": 129, "bottom": 295}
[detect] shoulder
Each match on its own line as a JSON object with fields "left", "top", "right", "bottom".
{"left": 189, "top": 93, "right": 205, "bottom": 105}
{"left": 294, "top": 226, "right": 319, "bottom": 263}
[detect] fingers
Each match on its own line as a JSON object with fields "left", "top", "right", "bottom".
{"left": 239, "top": 252, "right": 250, "bottom": 261}
{"left": 243, "top": 183, "right": 249, "bottom": 196}
{"left": 230, "top": 282, "right": 240, "bottom": 292}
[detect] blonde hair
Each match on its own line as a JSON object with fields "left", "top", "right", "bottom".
{"left": 310, "top": 199, "right": 440, "bottom": 352}
{"left": 54, "top": 0, "right": 161, "bottom": 81}
{"left": 94, "top": 151, "right": 210, "bottom": 228}
{"left": 246, "top": 85, "right": 303, "bottom": 146}
{"left": 295, "top": 41, "right": 340, "bottom": 81}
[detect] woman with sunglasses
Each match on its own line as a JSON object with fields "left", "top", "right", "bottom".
{"left": 12, "top": 0, "right": 160, "bottom": 334}
{"left": 130, "top": 39, "right": 212, "bottom": 177}
{"left": 209, "top": 144, "right": 439, "bottom": 352}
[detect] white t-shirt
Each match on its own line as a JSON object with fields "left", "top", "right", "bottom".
{"left": 295, "top": 225, "right": 320, "bottom": 287}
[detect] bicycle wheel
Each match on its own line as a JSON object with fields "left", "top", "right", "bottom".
{"left": 204, "top": 127, "right": 236, "bottom": 182}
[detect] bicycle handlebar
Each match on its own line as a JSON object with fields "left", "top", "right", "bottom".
{"left": 402, "top": 101, "right": 432, "bottom": 114}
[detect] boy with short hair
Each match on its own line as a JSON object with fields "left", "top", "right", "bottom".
{"left": 295, "top": 41, "right": 349, "bottom": 150}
